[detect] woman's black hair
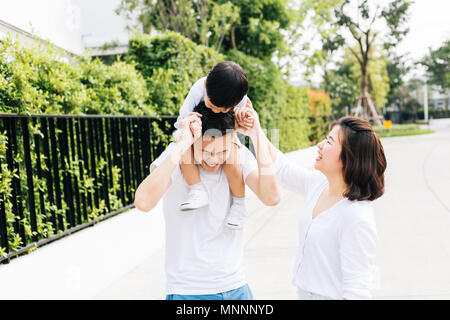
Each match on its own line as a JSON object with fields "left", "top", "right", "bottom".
{"left": 330, "top": 116, "right": 387, "bottom": 201}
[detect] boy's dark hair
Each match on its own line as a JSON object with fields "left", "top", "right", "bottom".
{"left": 205, "top": 61, "right": 248, "bottom": 108}
{"left": 193, "top": 101, "right": 235, "bottom": 137}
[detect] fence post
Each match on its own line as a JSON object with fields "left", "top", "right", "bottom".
{"left": 49, "top": 118, "right": 64, "bottom": 231}
{"left": 21, "top": 117, "right": 38, "bottom": 242}
{"left": 0, "top": 160, "right": 10, "bottom": 264}
{"left": 41, "top": 118, "right": 57, "bottom": 230}
{"left": 5, "top": 117, "right": 26, "bottom": 241}
{"left": 33, "top": 118, "right": 46, "bottom": 239}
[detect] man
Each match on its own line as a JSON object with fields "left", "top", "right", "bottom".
{"left": 134, "top": 102, "right": 280, "bottom": 300}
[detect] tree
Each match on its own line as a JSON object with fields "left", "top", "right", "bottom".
{"left": 420, "top": 39, "right": 450, "bottom": 109}
{"left": 298, "top": 0, "right": 411, "bottom": 124}
{"left": 218, "top": 0, "right": 293, "bottom": 60}
{"left": 296, "top": 0, "right": 345, "bottom": 91}
{"left": 328, "top": 56, "right": 359, "bottom": 118}
{"left": 328, "top": 47, "right": 389, "bottom": 118}
{"left": 116, "top": 0, "right": 239, "bottom": 52}
{"left": 335, "top": 0, "right": 410, "bottom": 124}
{"left": 116, "top": 0, "right": 293, "bottom": 60}
{"left": 385, "top": 53, "right": 409, "bottom": 108}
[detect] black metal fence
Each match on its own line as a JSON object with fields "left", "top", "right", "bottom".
{"left": 0, "top": 113, "right": 177, "bottom": 263}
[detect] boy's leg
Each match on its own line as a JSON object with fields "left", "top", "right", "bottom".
{"left": 223, "top": 138, "right": 246, "bottom": 229}
{"left": 180, "top": 145, "right": 200, "bottom": 185}
{"left": 179, "top": 144, "right": 208, "bottom": 211}
{"left": 222, "top": 143, "right": 245, "bottom": 198}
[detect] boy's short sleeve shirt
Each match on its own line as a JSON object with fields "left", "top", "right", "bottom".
{"left": 174, "top": 77, "right": 248, "bottom": 129}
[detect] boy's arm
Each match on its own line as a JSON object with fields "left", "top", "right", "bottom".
{"left": 175, "top": 78, "right": 205, "bottom": 129}
{"left": 134, "top": 115, "right": 198, "bottom": 212}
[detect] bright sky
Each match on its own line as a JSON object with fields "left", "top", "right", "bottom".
{"left": 397, "top": 0, "right": 450, "bottom": 61}
{"left": 396, "top": 0, "right": 450, "bottom": 81}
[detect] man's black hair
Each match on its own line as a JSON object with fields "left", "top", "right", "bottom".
{"left": 193, "top": 101, "right": 235, "bottom": 137}
{"left": 205, "top": 61, "right": 248, "bottom": 108}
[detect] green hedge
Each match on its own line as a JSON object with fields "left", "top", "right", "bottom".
{"left": 0, "top": 34, "right": 153, "bottom": 115}
{"left": 417, "top": 107, "right": 450, "bottom": 120}
{"left": 126, "top": 31, "right": 225, "bottom": 115}
{"left": 373, "top": 123, "right": 434, "bottom": 138}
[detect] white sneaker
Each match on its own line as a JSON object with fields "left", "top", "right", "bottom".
{"left": 180, "top": 185, "right": 209, "bottom": 211}
{"left": 226, "top": 203, "right": 246, "bottom": 230}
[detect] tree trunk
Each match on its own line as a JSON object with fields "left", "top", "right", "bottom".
{"left": 323, "top": 68, "right": 330, "bottom": 94}
{"left": 360, "top": 62, "right": 369, "bottom": 119}
{"left": 231, "top": 27, "right": 237, "bottom": 49}
{"left": 356, "top": 60, "right": 383, "bottom": 125}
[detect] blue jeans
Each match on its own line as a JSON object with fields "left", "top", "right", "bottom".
{"left": 166, "top": 284, "right": 253, "bottom": 300}
{"left": 297, "top": 287, "right": 334, "bottom": 300}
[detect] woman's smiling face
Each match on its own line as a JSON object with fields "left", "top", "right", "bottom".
{"left": 314, "top": 125, "right": 343, "bottom": 175}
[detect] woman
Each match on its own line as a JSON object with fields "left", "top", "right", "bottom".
{"left": 252, "top": 115, "right": 387, "bottom": 300}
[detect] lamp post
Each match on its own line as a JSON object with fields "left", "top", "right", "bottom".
{"left": 423, "top": 83, "right": 429, "bottom": 122}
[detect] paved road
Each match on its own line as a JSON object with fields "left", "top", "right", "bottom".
{"left": 371, "top": 123, "right": 450, "bottom": 299}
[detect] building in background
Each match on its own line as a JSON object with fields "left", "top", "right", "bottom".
{"left": 0, "top": 0, "right": 136, "bottom": 57}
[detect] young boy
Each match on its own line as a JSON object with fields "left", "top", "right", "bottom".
{"left": 174, "top": 61, "right": 254, "bottom": 229}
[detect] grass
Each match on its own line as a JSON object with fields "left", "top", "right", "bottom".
{"left": 372, "top": 123, "right": 435, "bottom": 138}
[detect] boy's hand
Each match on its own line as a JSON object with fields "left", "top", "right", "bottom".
{"left": 187, "top": 112, "right": 202, "bottom": 141}
{"left": 174, "top": 113, "right": 202, "bottom": 147}
{"left": 235, "top": 108, "right": 254, "bottom": 130}
{"left": 234, "top": 98, "right": 254, "bottom": 130}
{"left": 245, "top": 98, "right": 253, "bottom": 110}
{"left": 236, "top": 108, "right": 261, "bottom": 138}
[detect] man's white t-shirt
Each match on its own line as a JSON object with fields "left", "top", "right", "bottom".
{"left": 174, "top": 77, "right": 248, "bottom": 129}
{"left": 150, "top": 142, "right": 258, "bottom": 295}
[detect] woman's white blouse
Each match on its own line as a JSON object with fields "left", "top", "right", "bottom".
{"left": 274, "top": 151, "right": 378, "bottom": 300}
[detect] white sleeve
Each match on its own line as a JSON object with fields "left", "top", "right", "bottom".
{"left": 174, "top": 77, "right": 206, "bottom": 129}
{"left": 340, "top": 215, "right": 378, "bottom": 300}
{"left": 234, "top": 95, "right": 249, "bottom": 109}
{"left": 149, "top": 143, "right": 181, "bottom": 183}
{"left": 239, "top": 146, "right": 258, "bottom": 182}
{"left": 273, "top": 150, "right": 325, "bottom": 196}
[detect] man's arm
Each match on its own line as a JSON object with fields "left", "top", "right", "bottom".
{"left": 134, "top": 143, "right": 188, "bottom": 212}
{"left": 134, "top": 115, "right": 199, "bottom": 212}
